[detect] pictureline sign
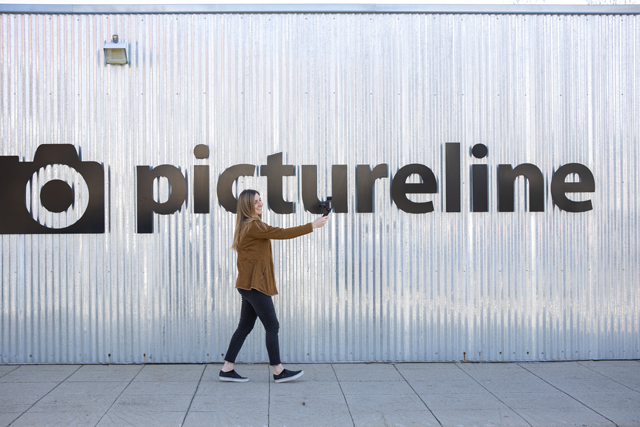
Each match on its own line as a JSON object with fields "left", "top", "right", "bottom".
{"left": 0, "top": 143, "right": 595, "bottom": 235}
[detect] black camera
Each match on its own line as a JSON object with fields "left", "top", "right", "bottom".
{"left": 318, "top": 197, "right": 332, "bottom": 217}
{"left": 0, "top": 144, "right": 105, "bottom": 234}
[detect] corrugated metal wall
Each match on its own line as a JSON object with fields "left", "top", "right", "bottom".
{"left": 1, "top": 12, "right": 639, "bottom": 364}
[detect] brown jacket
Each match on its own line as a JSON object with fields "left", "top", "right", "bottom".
{"left": 236, "top": 221, "right": 314, "bottom": 296}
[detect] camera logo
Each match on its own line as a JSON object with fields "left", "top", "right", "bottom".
{"left": 0, "top": 145, "right": 105, "bottom": 234}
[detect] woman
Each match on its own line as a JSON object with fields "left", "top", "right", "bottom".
{"left": 219, "top": 189, "right": 328, "bottom": 383}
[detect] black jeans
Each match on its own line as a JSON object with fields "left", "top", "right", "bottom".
{"left": 224, "top": 288, "right": 281, "bottom": 366}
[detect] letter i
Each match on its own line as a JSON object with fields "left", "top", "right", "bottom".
{"left": 471, "top": 144, "right": 489, "bottom": 212}
{"left": 194, "top": 144, "right": 210, "bottom": 213}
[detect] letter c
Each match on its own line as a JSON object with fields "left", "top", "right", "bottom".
{"left": 216, "top": 164, "right": 256, "bottom": 213}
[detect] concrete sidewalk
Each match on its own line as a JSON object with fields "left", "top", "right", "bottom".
{"left": 1, "top": 361, "right": 639, "bottom": 427}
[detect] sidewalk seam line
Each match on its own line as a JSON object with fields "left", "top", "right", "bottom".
{"left": 181, "top": 363, "right": 207, "bottom": 426}
{"left": 92, "top": 363, "right": 145, "bottom": 427}
{"left": 331, "top": 364, "right": 356, "bottom": 427}
{"left": 518, "top": 363, "right": 620, "bottom": 427}
{"left": 0, "top": 365, "right": 20, "bottom": 380}
{"left": 7, "top": 364, "right": 82, "bottom": 427}
{"left": 576, "top": 361, "right": 640, "bottom": 395}
{"left": 454, "top": 363, "right": 534, "bottom": 427}
{"left": 393, "top": 364, "right": 443, "bottom": 427}
{"left": 268, "top": 365, "right": 271, "bottom": 427}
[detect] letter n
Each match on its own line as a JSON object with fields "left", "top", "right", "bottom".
{"left": 498, "top": 164, "right": 544, "bottom": 212}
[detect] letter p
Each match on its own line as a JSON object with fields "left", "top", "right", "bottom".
{"left": 137, "top": 165, "right": 187, "bottom": 233}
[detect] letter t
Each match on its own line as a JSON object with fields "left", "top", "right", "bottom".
{"left": 260, "top": 152, "right": 294, "bottom": 214}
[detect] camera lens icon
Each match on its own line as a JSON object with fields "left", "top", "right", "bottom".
{"left": 0, "top": 144, "right": 104, "bottom": 234}
{"left": 26, "top": 164, "right": 90, "bottom": 229}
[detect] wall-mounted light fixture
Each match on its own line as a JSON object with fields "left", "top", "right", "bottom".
{"left": 103, "top": 35, "right": 128, "bottom": 65}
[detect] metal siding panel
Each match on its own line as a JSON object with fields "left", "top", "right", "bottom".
{"left": 0, "top": 13, "right": 638, "bottom": 363}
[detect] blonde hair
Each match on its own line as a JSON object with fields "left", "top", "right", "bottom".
{"left": 231, "top": 189, "right": 266, "bottom": 251}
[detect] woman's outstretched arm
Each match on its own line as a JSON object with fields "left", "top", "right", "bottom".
{"left": 249, "top": 216, "right": 328, "bottom": 240}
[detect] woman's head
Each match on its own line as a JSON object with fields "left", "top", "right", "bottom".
{"left": 232, "top": 189, "right": 265, "bottom": 251}
{"left": 236, "top": 189, "right": 263, "bottom": 220}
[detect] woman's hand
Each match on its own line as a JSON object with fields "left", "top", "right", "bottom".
{"left": 312, "top": 216, "right": 329, "bottom": 229}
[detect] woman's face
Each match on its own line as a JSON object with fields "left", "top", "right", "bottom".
{"left": 254, "top": 193, "right": 263, "bottom": 215}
